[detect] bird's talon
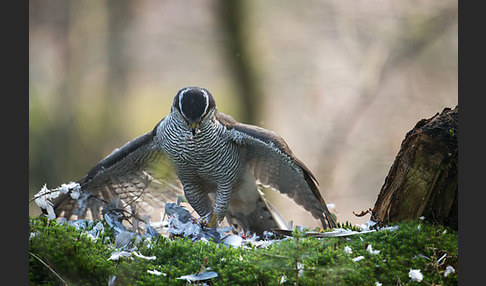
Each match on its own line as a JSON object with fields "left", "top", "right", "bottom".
{"left": 207, "top": 213, "right": 218, "bottom": 228}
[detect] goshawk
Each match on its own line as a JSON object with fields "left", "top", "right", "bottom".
{"left": 51, "top": 87, "right": 336, "bottom": 234}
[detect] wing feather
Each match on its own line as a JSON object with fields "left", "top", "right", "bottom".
{"left": 52, "top": 119, "right": 183, "bottom": 222}
{"left": 218, "top": 112, "right": 336, "bottom": 229}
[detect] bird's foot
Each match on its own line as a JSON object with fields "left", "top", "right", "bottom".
{"left": 201, "top": 213, "right": 219, "bottom": 228}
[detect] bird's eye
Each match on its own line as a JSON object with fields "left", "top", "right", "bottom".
{"left": 202, "top": 107, "right": 210, "bottom": 118}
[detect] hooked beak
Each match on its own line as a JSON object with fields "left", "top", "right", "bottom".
{"left": 189, "top": 122, "right": 200, "bottom": 136}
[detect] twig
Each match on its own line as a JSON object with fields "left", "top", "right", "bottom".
{"left": 353, "top": 208, "right": 374, "bottom": 217}
{"left": 198, "top": 256, "right": 209, "bottom": 275}
{"left": 29, "top": 188, "right": 61, "bottom": 204}
{"left": 29, "top": 251, "right": 68, "bottom": 285}
{"left": 294, "top": 229, "right": 300, "bottom": 286}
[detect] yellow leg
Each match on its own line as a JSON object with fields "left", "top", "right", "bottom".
{"left": 207, "top": 213, "right": 218, "bottom": 228}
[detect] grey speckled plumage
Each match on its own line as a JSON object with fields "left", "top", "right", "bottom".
{"left": 52, "top": 87, "right": 336, "bottom": 234}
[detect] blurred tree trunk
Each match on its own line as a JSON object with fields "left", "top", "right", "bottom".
{"left": 215, "top": 0, "right": 262, "bottom": 125}
{"left": 29, "top": 0, "right": 73, "bottom": 192}
{"left": 106, "top": 0, "right": 131, "bottom": 101}
{"left": 102, "top": 0, "right": 133, "bottom": 145}
{"left": 30, "top": 1, "right": 134, "bottom": 190}
{"left": 317, "top": 7, "right": 458, "bottom": 188}
{"left": 372, "top": 106, "right": 458, "bottom": 230}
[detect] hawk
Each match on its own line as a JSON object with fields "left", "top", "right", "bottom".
{"left": 50, "top": 87, "right": 336, "bottom": 234}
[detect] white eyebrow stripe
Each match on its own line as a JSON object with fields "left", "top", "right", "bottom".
{"left": 201, "top": 88, "right": 209, "bottom": 115}
{"left": 178, "top": 87, "right": 188, "bottom": 114}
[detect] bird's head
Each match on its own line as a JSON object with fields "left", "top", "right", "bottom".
{"left": 172, "top": 87, "right": 217, "bottom": 136}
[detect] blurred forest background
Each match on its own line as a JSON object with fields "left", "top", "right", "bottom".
{"left": 29, "top": 0, "right": 457, "bottom": 226}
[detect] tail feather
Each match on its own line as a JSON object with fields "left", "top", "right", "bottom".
{"left": 225, "top": 188, "right": 289, "bottom": 235}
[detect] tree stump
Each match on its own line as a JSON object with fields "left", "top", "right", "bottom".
{"left": 372, "top": 106, "right": 458, "bottom": 230}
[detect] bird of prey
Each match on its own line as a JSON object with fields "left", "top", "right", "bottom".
{"left": 51, "top": 87, "right": 336, "bottom": 234}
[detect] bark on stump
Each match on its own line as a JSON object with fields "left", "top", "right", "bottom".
{"left": 372, "top": 106, "right": 458, "bottom": 230}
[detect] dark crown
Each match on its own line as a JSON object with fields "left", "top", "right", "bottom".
{"left": 173, "top": 87, "right": 216, "bottom": 122}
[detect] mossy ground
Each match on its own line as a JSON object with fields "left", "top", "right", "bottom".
{"left": 29, "top": 216, "right": 457, "bottom": 285}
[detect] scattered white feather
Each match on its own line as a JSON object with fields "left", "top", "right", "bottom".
{"left": 70, "top": 187, "right": 81, "bottom": 200}
{"left": 34, "top": 195, "right": 49, "bottom": 209}
{"left": 177, "top": 271, "right": 218, "bottom": 282}
{"left": 382, "top": 225, "right": 399, "bottom": 232}
{"left": 413, "top": 253, "right": 430, "bottom": 260}
{"left": 30, "top": 232, "right": 39, "bottom": 240}
{"left": 58, "top": 184, "right": 69, "bottom": 194}
{"left": 359, "top": 220, "right": 378, "bottom": 231}
{"left": 436, "top": 253, "right": 447, "bottom": 265}
{"left": 366, "top": 244, "right": 380, "bottom": 255}
{"left": 108, "top": 275, "right": 116, "bottom": 286}
{"left": 408, "top": 269, "right": 423, "bottom": 282}
{"left": 132, "top": 251, "right": 156, "bottom": 260}
{"left": 297, "top": 262, "right": 304, "bottom": 277}
{"left": 444, "top": 265, "right": 455, "bottom": 277}
{"left": 49, "top": 190, "right": 61, "bottom": 199}
{"left": 45, "top": 203, "right": 56, "bottom": 219}
{"left": 167, "top": 213, "right": 201, "bottom": 238}
{"left": 38, "top": 183, "right": 49, "bottom": 194}
{"left": 352, "top": 256, "right": 365, "bottom": 262}
{"left": 108, "top": 250, "right": 132, "bottom": 261}
{"left": 115, "top": 231, "right": 135, "bottom": 249}
{"left": 34, "top": 187, "right": 56, "bottom": 219}
{"left": 147, "top": 269, "right": 165, "bottom": 276}
{"left": 34, "top": 185, "right": 51, "bottom": 208}
{"left": 344, "top": 246, "right": 353, "bottom": 254}
{"left": 34, "top": 182, "right": 82, "bottom": 220}
{"left": 222, "top": 234, "right": 243, "bottom": 247}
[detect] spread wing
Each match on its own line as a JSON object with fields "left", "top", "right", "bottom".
{"left": 52, "top": 119, "right": 184, "bottom": 222}
{"left": 218, "top": 112, "right": 337, "bottom": 229}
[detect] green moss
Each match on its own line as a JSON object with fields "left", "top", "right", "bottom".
{"left": 29, "top": 217, "right": 116, "bottom": 285}
{"left": 29, "top": 216, "right": 458, "bottom": 285}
